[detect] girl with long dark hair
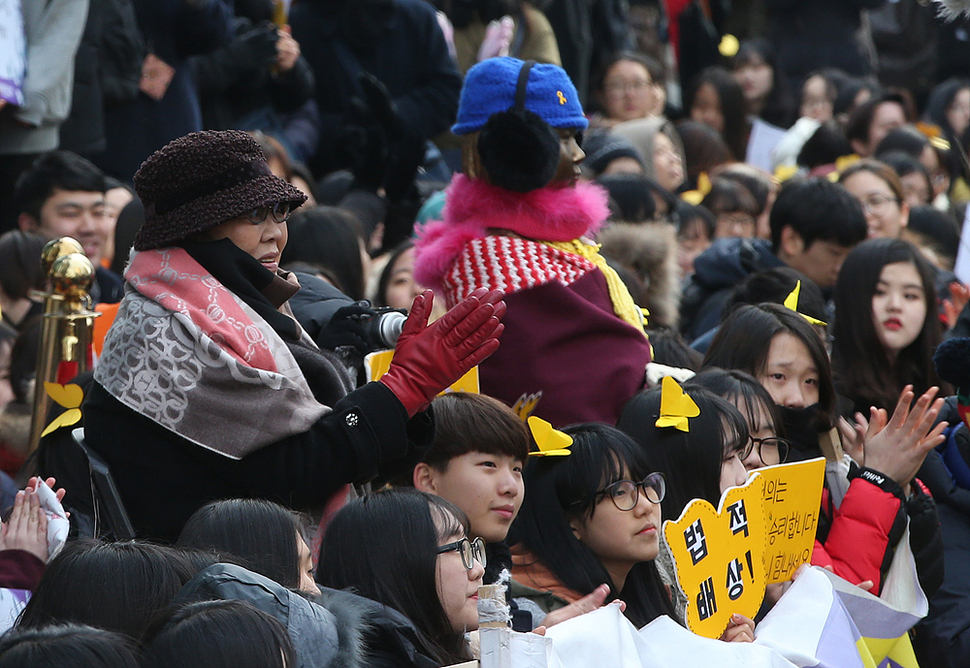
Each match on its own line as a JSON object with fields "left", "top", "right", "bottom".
{"left": 702, "top": 303, "right": 946, "bottom": 597}
{"left": 686, "top": 67, "right": 749, "bottom": 162}
{"left": 318, "top": 490, "right": 483, "bottom": 667}
{"left": 177, "top": 498, "right": 318, "bottom": 594}
{"left": 832, "top": 238, "right": 947, "bottom": 417}
{"left": 509, "top": 423, "right": 753, "bottom": 641}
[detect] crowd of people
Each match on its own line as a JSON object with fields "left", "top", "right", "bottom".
{"left": 3, "top": 0, "right": 970, "bottom": 665}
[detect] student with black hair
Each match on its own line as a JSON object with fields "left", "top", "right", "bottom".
{"left": 880, "top": 152, "right": 933, "bottom": 207}
{"left": 702, "top": 303, "right": 946, "bottom": 597}
{"left": 412, "top": 392, "right": 529, "bottom": 581}
{"left": 700, "top": 176, "right": 760, "bottom": 240}
{"left": 17, "top": 540, "right": 197, "bottom": 640}
{"left": 687, "top": 368, "right": 790, "bottom": 472}
{"left": 685, "top": 67, "right": 749, "bottom": 163}
{"left": 832, "top": 239, "right": 948, "bottom": 417}
{"left": 177, "top": 498, "right": 318, "bottom": 594}
{"left": 510, "top": 422, "right": 754, "bottom": 641}
{"left": 143, "top": 600, "right": 295, "bottom": 668}
{"left": 680, "top": 177, "right": 867, "bottom": 341}
{"left": 318, "top": 489, "right": 484, "bottom": 668}
{"left": 0, "top": 230, "right": 46, "bottom": 332}
{"left": 0, "top": 624, "right": 142, "bottom": 668}
{"left": 845, "top": 92, "right": 912, "bottom": 159}
{"left": 12, "top": 151, "right": 124, "bottom": 304}
{"left": 688, "top": 265, "right": 826, "bottom": 354}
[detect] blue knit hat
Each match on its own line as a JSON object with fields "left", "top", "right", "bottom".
{"left": 452, "top": 57, "right": 587, "bottom": 135}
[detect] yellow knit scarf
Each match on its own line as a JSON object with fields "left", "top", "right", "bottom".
{"left": 544, "top": 240, "right": 648, "bottom": 338}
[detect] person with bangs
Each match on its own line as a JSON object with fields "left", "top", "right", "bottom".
{"left": 838, "top": 159, "right": 910, "bottom": 239}
{"left": 509, "top": 423, "right": 755, "bottom": 641}
{"left": 318, "top": 490, "right": 486, "bottom": 668}
{"left": 411, "top": 392, "right": 529, "bottom": 583}
{"left": 702, "top": 303, "right": 945, "bottom": 598}
{"left": 832, "top": 239, "right": 948, "bottom": 419}
{"left": 687, "top": 368, "right": 791, "bottom": 472}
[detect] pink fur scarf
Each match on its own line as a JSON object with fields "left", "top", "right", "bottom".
{"left": 414, "top": 174, "right": 610, "bottom": 293}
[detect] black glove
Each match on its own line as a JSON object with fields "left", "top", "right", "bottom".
{"left": 316, "top": 302, "right": 379, "bottom": 356}
{"left": 231, "top": 21, "right": 279, "bottom": 72}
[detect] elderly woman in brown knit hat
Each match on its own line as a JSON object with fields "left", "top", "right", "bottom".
{"left": 83, "top": 130, "right": 505, "bottom": 541}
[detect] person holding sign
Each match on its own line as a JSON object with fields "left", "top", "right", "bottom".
{"left": 688, "top": 368, "right": 791, "bottom": 472}
{"left": 508, "top": 422, "right": 755, "bottom": 641}
{"left": 703, "top": 302, "right": 946, "bottom": 597}
{"left": 617, "top": 381, "right": 753, "bottom": 530}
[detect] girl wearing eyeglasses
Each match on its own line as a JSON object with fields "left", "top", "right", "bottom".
{"left": 508, "top": 423, "right": 754, "bottom": 641}
{"left": 318, "top": 489, "right": 484, "bottom": 668}
{"left": 838, "top": 159, "right": 910, "bottom": 240}
{"left": 702, "top": 303, "right": 946, "bottom": 599}
{"left": 686, "top": 368, "right": 791, "bottom": 472}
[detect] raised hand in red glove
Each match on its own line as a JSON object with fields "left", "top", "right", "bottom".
{"left": 380, "top": 289, "right": 506, "bottom": 416}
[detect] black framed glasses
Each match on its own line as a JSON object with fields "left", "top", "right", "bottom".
{"left": 597, "top": 472, "right": 666, "bottom": 511}
{"left": 436, "top": 537, "right": 487, "bottom": 571}
{"left": 246, "top": 202, "right": 291, "bottom": 224}
{"left": 739, "top": 436, "right": 792, "bottom": 466}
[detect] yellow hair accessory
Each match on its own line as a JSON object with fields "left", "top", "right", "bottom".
{"left": 784, "top": 280, "right": 827, "bottom": 326}
{"left": 773, "top": 164, "right": 799, "bottom": 183}
{"left": 655, "top": 376, "right": 699, "bottom": 433}
{"left": 680, "top": 172, "right": 712, "bottom": 206}
{"left": 41, "top": 383, "right": 83, "bottom": 437}
{"left": 834, "top": 153, "right": 860, "bottom": 175}
{"left": 718, "top": 34, "right": 740, "bottom": 58}
{"left": 528, "top": 416, "right": 573, "bottom": 456}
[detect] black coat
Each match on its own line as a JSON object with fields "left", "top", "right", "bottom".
{"left": 289, "top": 0, "right": 461, "bottom": 176}
{"left": 914, "top": 408, "right": 970, "bottom": 667}
{"left": 83, "top": 380, "right": 433, "bottom": 542}
{"left": 94, "top": 0, "right": 233, "bottom": 182}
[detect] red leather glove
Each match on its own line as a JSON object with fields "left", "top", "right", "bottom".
{"left": 380, "top": 288, "right": 505, "bottom": 416}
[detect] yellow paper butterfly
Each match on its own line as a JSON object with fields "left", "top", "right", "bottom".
{"left": 527, "top": 416, "right": 573, "bottom": 456}
{"left": 41, "top": 382, "right": 84, "bottom": 437}
{"left": 655, "top": 376, "right": 699, "bottom": 433}
{"left": 783, "top": 281, "right": 827, "bottom": 326}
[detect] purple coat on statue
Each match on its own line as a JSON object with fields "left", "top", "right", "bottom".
{"left": 414, "top": 174, "right": 651, "bottom": 426}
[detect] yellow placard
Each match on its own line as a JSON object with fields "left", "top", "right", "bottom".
{"left": 758, "top": 457, "right": 825, "bottom": 584}
{"left": 364, "top": 350, "right": 480, "bottom": 395}
{"left": 662, "top": 475, "right": 767, "bottom": 639}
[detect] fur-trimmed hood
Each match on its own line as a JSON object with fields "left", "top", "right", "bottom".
{"left": 597, "top": 222, "right": 682, "bottom": 330}
{"left": 174, "top": 563, "right": 367, "bottom": 668}
{"left": 414, "top": 174, "right": 610, "bottom": 293}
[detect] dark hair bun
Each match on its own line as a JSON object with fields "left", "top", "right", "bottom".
{"left": 934, "top": 337, "right": 970, "bottom": 388}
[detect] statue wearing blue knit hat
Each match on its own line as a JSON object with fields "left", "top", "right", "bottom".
{"left": 414, "top": 57, "right": 653, "bottom": 427}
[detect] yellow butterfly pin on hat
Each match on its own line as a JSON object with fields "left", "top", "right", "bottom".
{"left": 655, "top": 376, "right": 700, "bottom": 433}
{"left": 784, "top": 280, "right": 827, "bottom": 326}
{"left": 528, "top": 416, "right": 573, "bottom": 456}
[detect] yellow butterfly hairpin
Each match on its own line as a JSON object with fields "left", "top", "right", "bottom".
{"left": 784, "top": 281, "right": 827, "bottom": 327}
{"left": 41, "top": 383, "right": 84, "bottom": 437}
{"left": 527, "top": 416, "right": 573, "bottom": 457}
{"left": 655, "top": 375, "right": 699, "bottom": 433}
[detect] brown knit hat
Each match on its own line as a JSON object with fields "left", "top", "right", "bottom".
{"left": 132, "top": 130, "right": 308, "bottom": 251}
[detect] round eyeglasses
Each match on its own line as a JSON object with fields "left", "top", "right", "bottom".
{"left": 739, "top": 436, "right": 792, "bottom": 466}
{"left": 597, "top": 472, "right": 666, "bottom": 511}
{"left": 246, "top": 202, "right": 291, "bottom": 224}
{"left": 859, "top": 193, "right": 900, "bottom": 217}
{"left": 436, "top": 537, "right": 487, "bottom": 571}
